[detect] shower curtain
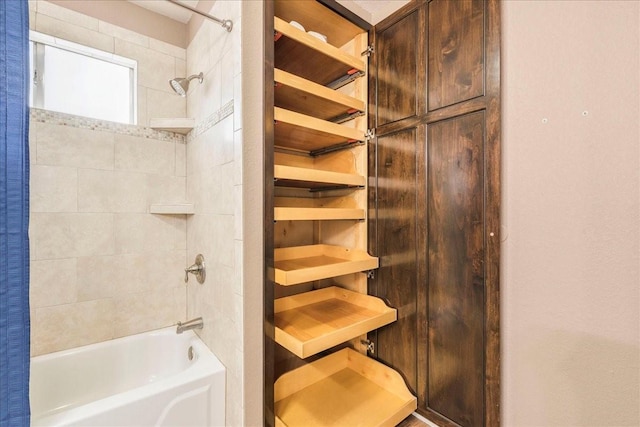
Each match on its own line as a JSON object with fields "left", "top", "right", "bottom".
{"left": 0, "top": 0, "right": 31, "bottom": 425}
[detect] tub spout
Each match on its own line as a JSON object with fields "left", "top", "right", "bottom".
{"left": 176, "top": 317, "right": 203, "bottom": 334}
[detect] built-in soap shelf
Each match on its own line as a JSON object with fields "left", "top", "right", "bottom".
{"left": 149, "top": 203, "right": 195, "bottom": 215}
{"left": 149, "top": 118, "right": 195, "bottom": 135}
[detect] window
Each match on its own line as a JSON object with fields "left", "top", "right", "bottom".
{"left": 30, "top": 31, "right": 137, "bottom": 124}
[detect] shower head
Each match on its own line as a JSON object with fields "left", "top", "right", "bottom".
{"left": 169, "top": 72, "right": 203, "bottom": 96}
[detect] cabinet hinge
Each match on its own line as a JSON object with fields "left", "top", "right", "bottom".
{"left": 361, "top": 44, "right": 374, "bottom": 57}
{"left": 361, "top": 339, "right": 375, "bottom": 354}
{"left": 365, "top": 129, "right": 375, "bottom": 142}
{"left": 366, "top": 270, "right": 375, "bottom": 279}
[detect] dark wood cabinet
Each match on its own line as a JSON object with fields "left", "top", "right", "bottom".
{"left": 265, "top": 1, "right": 500, "bottom": 426}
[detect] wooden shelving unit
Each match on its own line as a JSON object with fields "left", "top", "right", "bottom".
{"left": 274, "top": 245, "right": 378, "bottom": 286}
{"left": 275, "top": 287, "right": 396, "bottom": 358}
{"left": 274, "top": 348, "right": 416, "bottom": 427}
{"left": 274, "top": 69, "right": 364, "bottom": 120}
{"left": 274, "top": 17, "right": 365, "bottom": 86}
{"left": 274, "top": 107, "right": 363, "bottom": 154}
{"left": 274, "top": 163, "right": 365, "bottom": 190}
{"left": 268, "top": 2, "right": 416, "bottom": 425}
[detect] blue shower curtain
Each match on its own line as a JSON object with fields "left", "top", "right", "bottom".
{"left": 0, "top": 0, "right": 31, "bottom": 425}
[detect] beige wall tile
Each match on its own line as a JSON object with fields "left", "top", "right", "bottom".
{"left": 175, "top": 143, "right": 186, "bottom": 177}
{"left": 31, "top": 213, "right": 115, "bottom": 260}
{"left": 175, "top": 58, "right": 186, "bottom": 80}
{"left": 115, "top": 39, "right": 176, "bottom": 94}
{"left": 233, "top": 129, "right": 242, "bottom": 185}
{"left": 114, "top": 214, "right": 185, "bottom": 254}
{"left": 149, "top": 38, "right": 186, "bottom": 60}
{"left": 36, "top": 123, "right": 114, "bottom": 170}
{"left": 31, "top": 299, "right": 115, "bottom": 356}
{"left": 147, "top": 174, "right": 186, "bottom": 205}
{"left": 137, "top": 85, "right": 148, "bottom": 127}
{"left": 30, "top": 165, "right": 77, "bottom": 213}
{"left": 30, "top": 258, "right": 77, "bottom": 308}
{"left": 112, "top": 286, "right": 185, "bottom": 338}
{"left": 36, "top": 1, "right": 100, "bottom": 31}
{"left": 233, "top": 73, "right": 242, "bottom": 131}
{"left": 76, "top": 255, "right": 121, "bottom": 301}
{"left": 234, "top": 185, "right": 242, "bottom": 240}
{"left": 77, "top": 169, "right": 147, "bottom": 213}
{"left": 35, "top": 14, "right": 114, "bottom": 53}
{"left": 115, "top": 135, "right": 175, "bottom": 175}
{"left": 98, "top": 21, "right": 149, "bottom": 48}
{"left": 146, "top": 88, "right": 186, "bottom": 121}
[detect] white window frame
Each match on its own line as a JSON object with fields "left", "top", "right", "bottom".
{"left": 29, "top": 30, "right": 138, "bottom": 124}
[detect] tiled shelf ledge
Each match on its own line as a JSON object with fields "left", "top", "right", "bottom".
{"left": 149, "top": 118, "right": 195, "bottom": 135}
{"left": 149, "top": 203, "right": 195, "bottom": 215}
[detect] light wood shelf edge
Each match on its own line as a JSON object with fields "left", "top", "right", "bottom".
{"left": 274, "top": 68, "right": 365, "bottom": 112}
{"left": 274, "top": 286, "right": 397, "bottom": 358}
{"left": 274, "top": 107, "right": 363, "bottom": 142}
{"left": 274, "top": 164, "right": 366, "bottom": 188}
{"left": 274, "top": 244, "right": 379, "bottom": 286}
{"left": 274, "top": 17, "right": 365, "bottom": 72}
{"left": 274, "top": 207, "right": 364, "bottom": 221}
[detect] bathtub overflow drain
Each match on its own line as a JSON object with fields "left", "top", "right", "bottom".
{"left": 188, "top": 346, "right": 194, "bottom": 361}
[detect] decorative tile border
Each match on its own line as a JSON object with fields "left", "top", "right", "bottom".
{"left": 30, "top": 100, "right": 234, "bottom": 144}
{"left": 187, "top": 100, "right": 234, "bottom": 143}
{"left": 30, "top": 108, "right": 187, "bottom": 143}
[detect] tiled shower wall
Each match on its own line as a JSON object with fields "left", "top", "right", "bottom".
{"left": 29, "top": 112, "right": 188, "bottom": 356}
{"left": 184, "top": 1, "right": 244, "bottom": 425}
{"left": 28, "top": 1, "right": 189, "bottom": 356}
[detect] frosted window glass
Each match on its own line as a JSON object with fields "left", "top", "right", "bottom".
{"left": 42, "top": 44, "right": 132, "bottom": 124}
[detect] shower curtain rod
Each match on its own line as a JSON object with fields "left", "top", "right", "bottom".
{"left": 167, "top": 0, "right": 233, "bottom": 32}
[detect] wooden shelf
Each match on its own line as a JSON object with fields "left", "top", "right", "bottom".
{"left": 149, "top": 118, "right": 194, "bottom": 135}
{"left": 274, "top": 207, "right": 364, "bottom": 221}
{"left": 149, "top": 203, "right": 195, "bottom": 214}
{"left": 274, "top": 69, "right": 364, "bottom": 121}
{"left": 274, "top": 348, "right": 417, "bottom": 427}
{"left": 275, "top": 17, "right": 365, "bottom": 86}
{"left": 274, "top": 107, "right": 364, "bottom": 154}
{"left": 274, "top": 244, "right": 378, "bottom": 286}
{"left": 275, "top": 286, "right": 396, "bottom": 358}
{"left": 274, "top": 164, "right": 365, "bottom": 190}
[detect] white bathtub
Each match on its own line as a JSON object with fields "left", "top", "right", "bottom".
{"left": 30, "top": 327, "right": 225, "bottom": 426}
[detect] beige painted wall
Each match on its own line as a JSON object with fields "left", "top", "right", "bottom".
{"left": 502, "top": 1, "right": 640, "bottom": 425}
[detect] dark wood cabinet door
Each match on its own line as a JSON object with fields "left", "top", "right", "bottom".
{"left": 428, "top": 0, "right": 484, "bottom": 111}
{"left": 374, "top": 10, "right": 420, "bottom": 126}
{"left": 368, "top": 126, "right": 427, "bottom": 395}
{"left": 427, "top": 112, "right": 485, "bottom": 426}
{"left": 371, "top": 0, "right": 500, "bottom": 425}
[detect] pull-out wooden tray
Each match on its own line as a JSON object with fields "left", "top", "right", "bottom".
{"left": 274, "top": 107, "right": 363, "bottom": 154}
{"left": 274, "top": 164, "right": 365, "bottom": 190}
{"left": 275, "top": 348, "right": 417, "bottom": 427}
{"left": 274, "top": 207, "right": 364, "bottom": 221}
{"left": 274, "top": 17, "right": 365, "bottom": 86}
{"left": 274, "top": 244, "right": 378, "bottom": 286}
{"left": 274, "top": 69, "right": 364, "bottom": 120}
{"left": 275, "top": 286, "right": 396, "bottom": 358}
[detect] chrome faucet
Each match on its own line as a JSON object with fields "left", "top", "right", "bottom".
{"left": 176, "top": 317, "right": 204, "bottom": 334}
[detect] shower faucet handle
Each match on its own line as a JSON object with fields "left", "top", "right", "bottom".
{"left": 184, "top": 254, "right": 205, "bottom": 284}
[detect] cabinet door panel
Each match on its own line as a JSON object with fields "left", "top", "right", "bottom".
{"left": 428, "top": 0, "right": 484, "bottom": 110}
{"left": 371, "top": 127, "right": 423, "bottom": 393}
{"left": 427, "top": 111, "right": 485, "bottom": 426}
{"left": 376, "top": 11, "right": 419, "bottom": 126}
